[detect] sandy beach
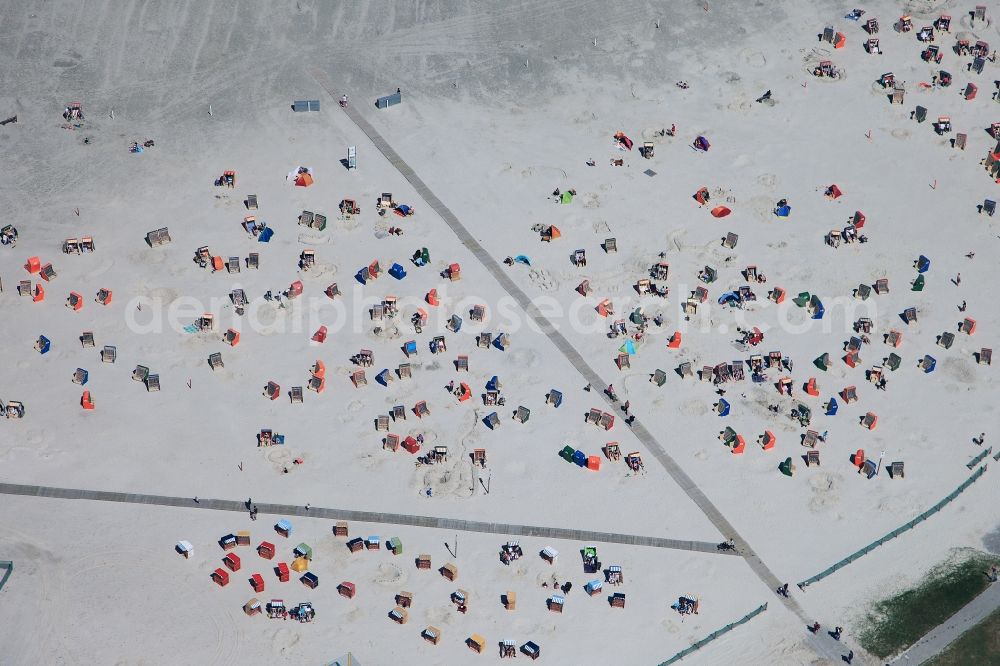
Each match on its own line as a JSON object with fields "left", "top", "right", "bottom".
{"left": 1, "top": 1, "right": 998, "bottom": 664}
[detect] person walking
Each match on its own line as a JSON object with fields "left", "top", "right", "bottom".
{"left": 955, "top": 272, "right": 961, "bottom": 285}
{"left": 623, "top": 400, "right": 631, "bottom": 415}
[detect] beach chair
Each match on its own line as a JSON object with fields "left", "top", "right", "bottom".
{"left": 440, "top": 563, "right": 458, "bottom": 581}
{"left": 514, "top": 406, "right": 530, "bottom": 423}
{"left": 132, "top": 365, "right": 149, "bottom": 382}
{"left": 604, "top": 238, "right": 617, "bottom": 253}
{"left": 392, "top": 405, "right": 406, "bottom": 421}
{"left": 979, "top": 348, "right": 992, "bottom": 365}
{"left": 413, "top": 401, "right": 430, "bottom": 418}
{"left": 146, "top": 374, "right": 160, "bottom": 392}
{"left": 351, "top": 370, "right": 367, "bottom": 388}
{"left": 146, "top": 227, "right": 171, "bottom": 246}
{"left": 545, "top": 389, "right": 563, "bottom": 408}
{"left": 471, "top": 449, "right": 487, "bottom": 467}
{"left": 101, "top": 346, "right": 116, "bottom": 363}
{"left": 889, "top": 461, "right": 904, "bottom": 479}
{"left": 806, "top": 450, "right": 820, "bottom": 467}
{"left": 938, "top": 332, "right": 955, "bottom": 349}
{"left": 289, "top": 387, "right": 303, "bottom": 403}
{"left": 723, "top": 232, "right": 738, "bottom": 249}
{"left": 521, "top": 642, "right": 541, "bottom": 660}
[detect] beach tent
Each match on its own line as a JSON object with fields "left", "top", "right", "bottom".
{"left": 826, "top": 397, "right": 839, "bottom": 415}
{"left": 694, "top": 187, "right": 710, "bottom": 205}
{"left": 693, "top": 136, "right": 710, "bottom": 152}
{"left": 35, "top": 335, "right": 50, "bottom": 354}
{"left": 775, "top": 204, "right": 791, "bottom": 217}
{"left": 388, "top": 263, "right": 406, "bottom": 280}
{"left": 288, "top": 167, "right": 314, "bottom": 186}
{"left": 718, "top": 291, "right": 740, "bottom": 307}
{"left": 396, "top": 204, "right": 413, "bottom": 216}
{"left": 711, "top": 206, "right": 731, "bottom": 218}
{"left": 619, "top": 340, "right": 636, "bottom": 356}
{"left": 514, "top": 255, "right": 531, "bottom": 266}
{"left": 560, "top": 191, "right": 573, "bottom": 204}
{"left": 613, "top": 132, "right": 633, "bottom": 150}
{"left": 809, "top": 295, "right": 825, "bottom": 319}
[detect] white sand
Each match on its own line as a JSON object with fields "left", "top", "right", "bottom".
{"left": 1, "top": 1, "right": 998, "bottom": 663}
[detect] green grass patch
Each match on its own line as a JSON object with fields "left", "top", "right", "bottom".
{"left": 857, "top": 549, "right": 1000, "bottom": 659}
{"left": 925, "top": 607, "right": 1000, "bottom": 666}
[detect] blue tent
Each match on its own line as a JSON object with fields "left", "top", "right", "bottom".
{"left": 619, "top": 340, "right": 636, "bottom": 356}
{"left": 486, "top": 376, "right": 501, "bottom": 392}
{"left": 388, "top": 263, "right": 407, "bottom": 280}
{"left": 809, "top": 295, "right": 825, "bottom": 320}
{"left": 258, "top": 227, "right": 274, "bottom": 243}
{"left": 376, "top": 369, "right": 390, "bottom": 386}
{"left": 718, "top": 291, "right": 740, "bottom": 306}
{"left": 826, "top": 397, "right": 839, "bottom": 416}
{"left": 694, "top": 136, "right": 710, "bottom": 151}
{"left": 917, "top": 255, "right": 931, "bottom": 273}
{"left": 355, "top": 268, "right": 368, "bottom": 285}
{"left": 717, "top": 398, "right": 730, "bottom": 416}
{"left": 36, "top": 335, "right": 50, "bottom": 354}
{"left": 396, "top": 204, "right": 412, "bottom": 216}
{"left": 514, "top": 255, "right": 531, "bottom": 266}
{"left": 775, "top": 205, "right": 791, "bottom": 217}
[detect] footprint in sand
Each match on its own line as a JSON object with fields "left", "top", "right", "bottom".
{"left": 741, "top": 50, "right": 767, "bottom": 68}
{"left": 373, "top": 562, "right": 407, "bottom": 586}
{"left": 891, "top": 128, "right": 910, "bottom": 140}
{"left": 528, "top": 269, "right": 558, "bottom": 292}
{"left": 509, "top": 348, "right": 538, "bottom": 369}
{"left": 757, "top": 173, "right": 777, "bottom": 188}
{"left": 270, "top": 628, "right": 300, "bottom": 655}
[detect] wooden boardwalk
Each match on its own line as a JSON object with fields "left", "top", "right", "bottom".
{"left": 0, "top": 482, "right": 726, "bottom": 554}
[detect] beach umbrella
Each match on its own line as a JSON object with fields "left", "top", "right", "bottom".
{"left": 710, "top": 206, "right": 731, "bottom": 218}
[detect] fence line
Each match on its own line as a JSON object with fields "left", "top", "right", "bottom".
{"left": 0, "top": 561, "right": 12, "bottom": 592}
{"left": 798, "top": 466, "right": 988, "bottom": 589}
{"left": 658, "top": 603, "right": 768, "bottom": 666}
{"left": 967, "top": 448, "right": 992, "bottom": 469}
